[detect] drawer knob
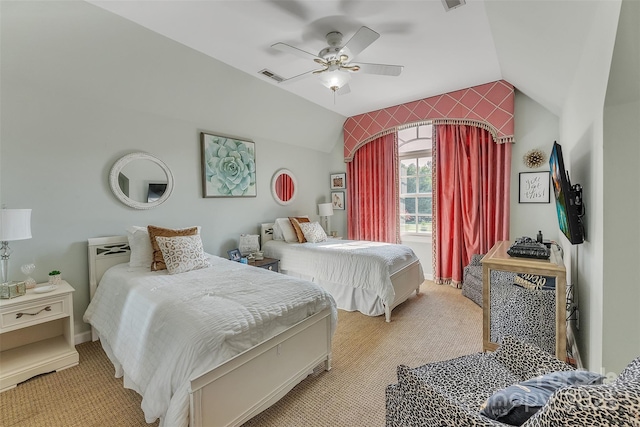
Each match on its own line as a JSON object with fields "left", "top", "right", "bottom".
{"left": 268, "top": 266, "right": 273, "bottom": 270}
{"left": 16, "top": 306, "right": 52, "bottom": 319}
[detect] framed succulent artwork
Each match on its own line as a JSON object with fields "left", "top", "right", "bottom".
{"left": 201, "top": 132, "right": 256, "bottom": 198}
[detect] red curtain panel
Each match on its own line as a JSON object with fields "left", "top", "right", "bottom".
{"left": 433, "top": 124, "right": 511, "bottom": 286}
{"left": 347, "top": 133, "right": 399, "bottom": 243}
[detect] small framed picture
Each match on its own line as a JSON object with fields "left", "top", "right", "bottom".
{"left": 331, "top": 191, "right": 345, "bottom": 210}
{"left": 330, "top": 173, "right": 346, "bottom": 190}
{"left": 519, "top": 172, "right": 550, "bottom": 203}
{"left": 227, "top": 248, "right": 241, "bottom": 261}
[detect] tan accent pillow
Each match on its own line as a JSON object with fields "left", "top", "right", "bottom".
{"left": 289, "top": 217, "right": 310, "bottom": 243}
{"left": 147, "top": 225, "right": 199, "bottom": 271}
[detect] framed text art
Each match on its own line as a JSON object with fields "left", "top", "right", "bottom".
{"left": 330, "top": 173, "right": 346, "bottom": 190}
{"left": 331, "top": 191, "right": 345, "bottom": 210}
{"left": 201, "top": 132, "right": 256, "bottom": 198}
{"left": 519, "top": 171, "right": 550, "bottom": 203}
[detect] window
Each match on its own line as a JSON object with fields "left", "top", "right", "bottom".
{"left": 398, "top": 125, "right": 432, "bottom": 235}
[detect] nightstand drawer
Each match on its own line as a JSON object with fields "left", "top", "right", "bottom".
{"left": 1, "top": 298, "right": 66, "bottom": 330}
{"left": 260, "top": 262, "right": 279, "bottom": 272}
{"left": 249, "top": 257, "right": 279, "bottom": 273}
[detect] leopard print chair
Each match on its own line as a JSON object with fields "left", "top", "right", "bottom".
{"left": 461, "top": 254, "right": 484, "bottom": 307}
{"left": 386, "top": 336, "right": 640, "bottom": 426}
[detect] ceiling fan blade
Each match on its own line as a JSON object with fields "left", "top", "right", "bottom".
{"left": 341, "top": 26, "right": 380, "bottom": 58}
{"left": 279, "top": 69, "right": 322, "bottom": 84}
{"left": 352, "top": 62, "right": 404, "bottom": 76}
{"left": 271, "top": 42, "right": 321, "bottom": 62}
{"left": 266, "top": 0, "right": 310, "bottom": 21}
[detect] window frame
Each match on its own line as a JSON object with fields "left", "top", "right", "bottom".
{"left": 399, "top": 148, "right": 433, "bottom": 237}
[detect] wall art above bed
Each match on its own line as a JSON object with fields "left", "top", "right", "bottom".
{"left": 200, "top": 132, "right": 256, "bottom": 198}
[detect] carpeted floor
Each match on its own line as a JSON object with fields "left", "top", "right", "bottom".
{"left": 0, "top": 281, "right": 482, "bottom": 427}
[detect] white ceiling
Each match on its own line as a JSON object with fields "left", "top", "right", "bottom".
{"left": 88, "top": 0, "right": 607, "bottom": 118}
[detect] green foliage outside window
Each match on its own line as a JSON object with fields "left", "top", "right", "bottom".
{"left": 400, "top": 156, "right": 432, "bottom": 234}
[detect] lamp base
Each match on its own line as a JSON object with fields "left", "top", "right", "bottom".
{"left": 1, "top": 241, "right": 12, "bottom": 284}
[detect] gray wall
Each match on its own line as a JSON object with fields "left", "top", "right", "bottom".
{"left": 558, "top": 0, "right": 622, "bottom": 373}
{"left": 1, "top": 1, "right": 346, "bottom": 337}
{"left": 509, "top": 91, "right": 561, "bottom": 241}
{"left": 602, "top": 0, "right": 640, "bottom": 374}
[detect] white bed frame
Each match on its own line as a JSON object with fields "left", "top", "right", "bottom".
{"left": 87, "top": 236, "right": 333, "bottom": 427}
{"left": 260, "top": 223, "right": 423, "bottom": 322}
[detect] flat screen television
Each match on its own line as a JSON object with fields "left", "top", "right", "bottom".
{"left": 549, "top": 141, "right": 584, "bottom": 244}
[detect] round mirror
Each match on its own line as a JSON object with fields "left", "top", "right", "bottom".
{"left": 109, "top": 152, "right": 174, "bottom": 209}
{"left": 271, "top": 169, "right": 297, "bottom": 206}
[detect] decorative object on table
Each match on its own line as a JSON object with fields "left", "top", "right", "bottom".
{"left": 318, "top": 202, "right": 334, "bottom": 233}
{"left": 227, "top": 248, "right": 241, "bottom": 261}
{"left": 48, "top": 270, "right": 62, "bottom": 285}
{"left": 518, "top": 171, "right": 550, "bottom": 203}
{"left": 507, "top": 237, "right": 550, "bottom": 260}
{"left": 331, "top": 231, "right": 338, "bottom": 238}
{"left": 330, "top": 173, "right": 346, "bottom": 190}
{"left": 201, "top": 132, "right": 256, "bottom": 198}
{"left": 0, "top": 280, "right": 26, "bottom": 299}
{"left": 254, "top": 251, "right": 264, "bottom": 261}
{"left": 240, "top": 257, "right": 248, "bottom": 264}
{"left": 0, "top": 208, "right": 32, "bottom": 284}
{"left": 239, "top": 234, "right": 260, "bottom": 256}
{"left": 523, "top": 148, "right": 546, "bottom": 168}
{"left": 331, "top": 191, "right": 345, "bottom": 210}
{"left": 21, "top": 263, "right": 37, "bottom": 289}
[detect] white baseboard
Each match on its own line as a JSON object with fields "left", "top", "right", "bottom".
{"left": 567, "top": 323, "right": 583, "bottom": 369}
{"left": 75, "top": 330, "right": 92, "bottom": 345}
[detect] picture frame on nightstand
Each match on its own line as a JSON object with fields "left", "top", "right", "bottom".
{"left": 227, "top": 248, "right": 241, "bottom": 261}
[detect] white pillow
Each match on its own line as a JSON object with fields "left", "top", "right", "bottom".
{"left": 298, "top": 221, "right": 327, "bottom": 243}
{"left": 155, "top": 235, "right": 210, "bottom": 274}
{"left": 272, "top": 222, "right": 285, "bottom": 241}
{"left": 126, "top": 226, "right": 153, "bottom": 268}
{"left": 275, "top": 217, "right": 300, "bottom": 243}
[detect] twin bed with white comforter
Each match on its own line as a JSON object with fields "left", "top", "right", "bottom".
{"left": 84, "top": 233, "right": 336, "bottom": 427}
{"left": 261, "top": 220, "right": 425, "bottom": 322}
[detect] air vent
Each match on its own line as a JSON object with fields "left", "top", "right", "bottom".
{"left": 442, "top": 0, "right": 466, "bottom": 11}
{"left": 258, "top": 69, "right": 284, "bottom": 83}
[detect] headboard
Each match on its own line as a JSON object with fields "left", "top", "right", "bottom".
{"left": 260, "top": 223, "right": 275, "bottom": 246}
{"left": 87, "top": 236, "right": 130, "bottom": 300}
{"left": 87, "top": 236, "right": 130, "bottom": 341}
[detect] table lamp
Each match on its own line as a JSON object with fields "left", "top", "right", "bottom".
{"left": 318, "top": 203, "right": 334, "bottom": 234}
{"left": 0, "top": 209, "right": 32, "bottom": 284}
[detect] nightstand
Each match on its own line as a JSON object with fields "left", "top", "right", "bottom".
{"left": 0, "top": 280, "right": 79, "bottom": 392}
{"left": 249, "top": 257, "right": 279, "bottom": 273}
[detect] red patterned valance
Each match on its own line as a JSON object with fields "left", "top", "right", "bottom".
{"left": 343, "top": 80, "right": 515, "bottom": 162}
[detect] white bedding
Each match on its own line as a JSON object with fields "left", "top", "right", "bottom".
{"left": 263, "top": 239, "right": 422, "bottom": 308}
{"left": 83, "top": 255, "right": 337, "bottom": 427}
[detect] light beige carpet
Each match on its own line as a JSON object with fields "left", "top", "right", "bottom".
{"left": 0, "top": 281, "right": 482, "bottom": 427}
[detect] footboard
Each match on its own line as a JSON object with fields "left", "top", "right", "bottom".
{"left": 189, "top": 307, "right": 333, "bottom": 427}
{"left": 385, "top": 260, "right": 424, "bottom": 322}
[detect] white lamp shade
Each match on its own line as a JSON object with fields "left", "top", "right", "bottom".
{"left": 318, "top": 203, "right": 334, "bottom": 217}
{"left": 318, "top": 70, "right": 351, "bottom": 90}
{"left": 0, "top": 209, "right": 32, "bottom": 241}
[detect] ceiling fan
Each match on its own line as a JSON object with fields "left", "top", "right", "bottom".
{"left": 271, "top": 26, "right": 403, "bottom": 95}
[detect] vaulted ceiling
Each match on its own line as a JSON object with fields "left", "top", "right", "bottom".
{"left": 89, "top": 0, "right": 609, "bottom": 118}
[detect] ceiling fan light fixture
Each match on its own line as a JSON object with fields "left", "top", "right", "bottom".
{"left": 318, "top": 70, "right": 351, "bottom": 91}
